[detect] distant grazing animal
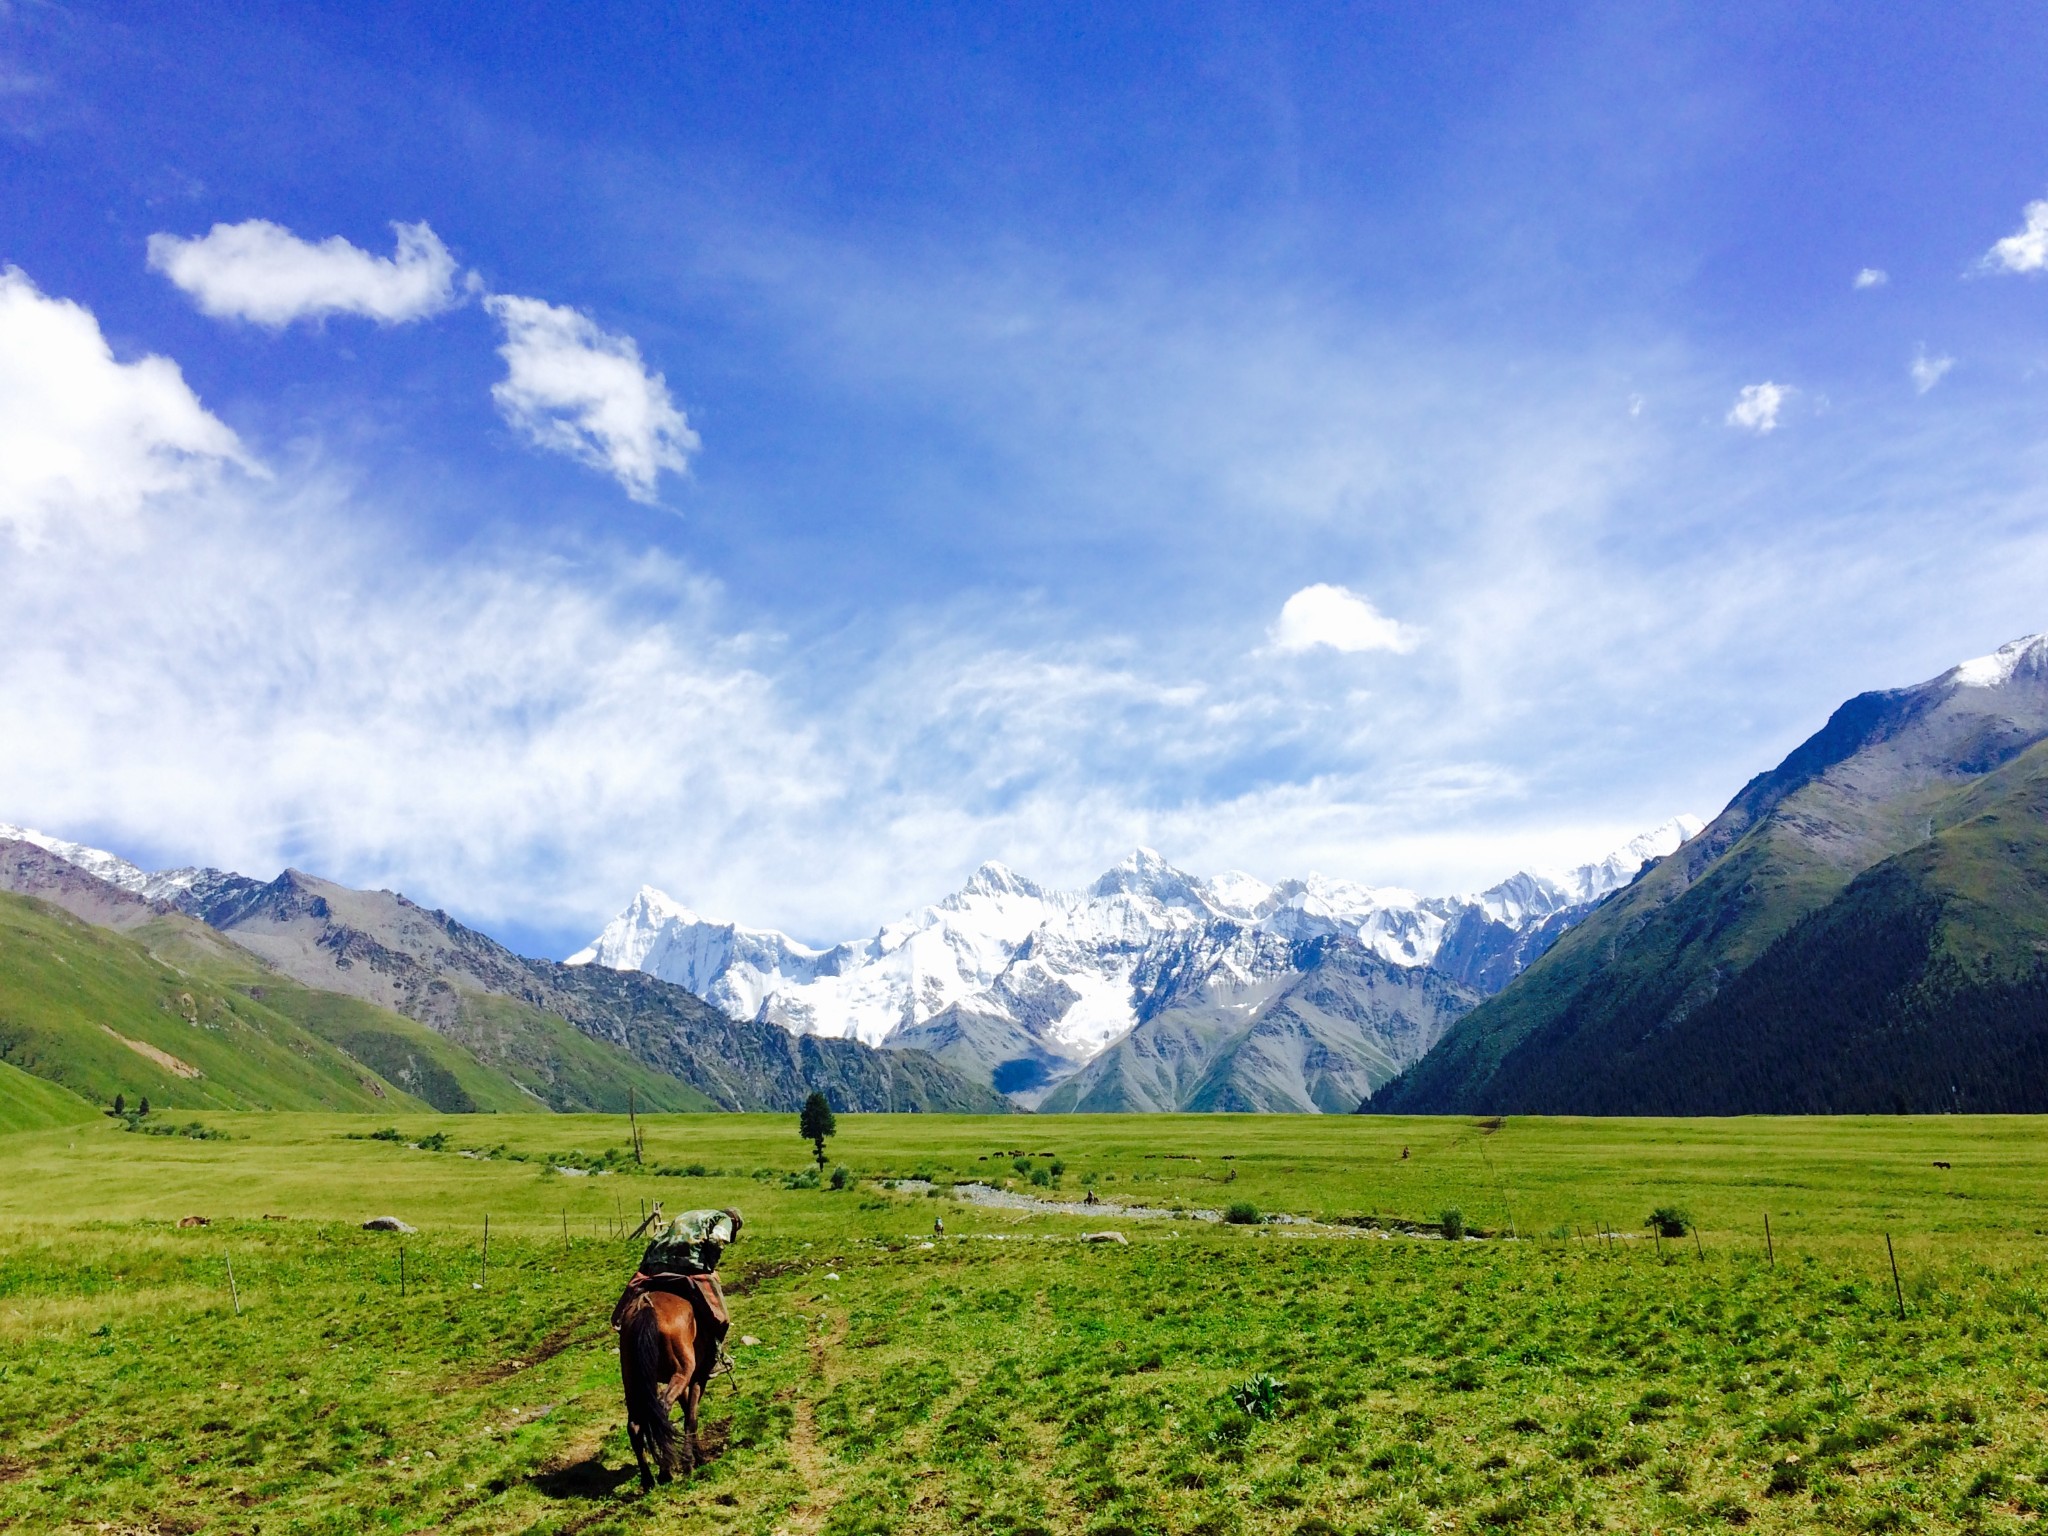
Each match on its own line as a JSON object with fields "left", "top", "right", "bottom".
{"left": 178, "top": 1215, "right": 210, "bottom": 1228}
{"left": 1933, "top": 1160, "right": 1951, "bottom": 1170}
{"left": 618, "top": 1290, "right": 712, "bottom": 1488}
{"left": 1401, "top": 1147, "right": 1410, "bottom": 1160}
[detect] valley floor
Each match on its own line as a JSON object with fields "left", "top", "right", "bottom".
{"left": 3, "top": 1111, "right": 2046, "bottom": 1534}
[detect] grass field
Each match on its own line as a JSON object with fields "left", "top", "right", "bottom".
{"left": 5, "top": 1108, "right": 2048, "bottom": 1534}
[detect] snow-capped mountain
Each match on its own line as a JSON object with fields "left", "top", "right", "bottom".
{"left": 571, "top": 817, "right": 1702, "bottom": 1099}
{"left": 0, "top": 824, "right": 152, "bottom": 893}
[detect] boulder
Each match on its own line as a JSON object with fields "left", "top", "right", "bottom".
{"left": 362, "top": 1216, "right": 416, "bottom": 1233}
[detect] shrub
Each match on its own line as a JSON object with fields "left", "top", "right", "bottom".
{"left": 1029, "top": 1167, "right": 1051, "bottom": 1187}
{"left": 1224, "top": 1202, "right": 1262, "bottom": 1225}
{"left": 1647, "top": 1206, "right": 1692, "bottom": 1238}
{"left": 1231, "top": 1372, "right": 1284, "bottom": 1421}
{"left": 1012, "top": 1156, "right": 1034, "bottom": 1176}
{"left": 1440, "top": 1208, "right": 1466, "bottom": 1241}
{"left": 1049, "top": 1158, "right": 1065, "bottom": 1176}
{"left": 829, "top": 1164, "right": 852, "bottom": 1190}
{"left": 785, "top": 1168, "right": 820, "bottom": 1190}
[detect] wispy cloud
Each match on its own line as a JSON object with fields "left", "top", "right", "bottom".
{"left": 1910, "top": 349, "right": 1954, "bottom": 395}
{"left": 0, "top": 266, "right": 254, "bottom": 545}
{"left": 1268, "top": 584, "right": 1418, "bottom": 655}
{"left": 484, "top": 295, "right": 698, "bottom": 503}
{"left": 1980, "top": 199, "right": 2048, "bottom": 275}
{"left": 1853, "top": 267, "right": 1888, "bottom": 290}
{"left": 147, "top": 219, "right": 463, "bottom": 326}
{"left": 1726, "top": 381, "right": 1788, "bottom": 433}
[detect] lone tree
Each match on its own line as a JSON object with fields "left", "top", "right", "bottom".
{"left": 112, "top": 1093, "right": 125, "bottom": 1116}
{"left": 138, "top": 1096, "right": 150, "bottom": 1117}
{"left": 800, "top": 1090, "right": 837, "bottom": 1172}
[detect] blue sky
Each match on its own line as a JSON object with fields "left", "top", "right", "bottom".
{"left": 4, "top": 1, "right": 2048, "bottom": 956}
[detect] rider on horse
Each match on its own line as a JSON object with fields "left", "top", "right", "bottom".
{"left": 613, "top": 1205, "right": 743, "bottom": 1366}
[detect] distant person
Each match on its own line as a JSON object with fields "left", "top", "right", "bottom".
{"left": 614, "top": 1205, "right": 742, "bottom": 1368}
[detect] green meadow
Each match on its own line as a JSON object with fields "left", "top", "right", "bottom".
{"left": 4, "top": 1108, "right": 2048, "bottom": 1535}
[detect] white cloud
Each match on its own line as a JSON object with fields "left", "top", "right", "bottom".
{"left": 1726, "top": 381, "right": 1789, "bottom": 434}
{"left": 1853, "top": 267, "right": 1888, "bottom": 289}
{"left": 1981, "top": 199, "right": 2048, "bottom": 275}
{"left": 1910, "top": 349, "right": 1955, "bottom": 395}
{"left": 1269, "top": 583, "right": 1418, "bottom": 655}
{"left": 0, "top": 266, "right": 253, "bottom": 544}
{"left": 147, "top": 219, "right": 461, "bottom": 326}
{"left": 484, "top": 294, "right": 698, "bottom": 503}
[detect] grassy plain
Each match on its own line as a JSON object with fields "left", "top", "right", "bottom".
{"left": 4, "top": 1109, "right": 2048, "bottom": 1535}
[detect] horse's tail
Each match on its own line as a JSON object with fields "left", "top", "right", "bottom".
{"left": 622, "top": 1297, "right": 678, "bottom": 1472}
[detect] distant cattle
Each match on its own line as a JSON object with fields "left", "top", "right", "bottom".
{"left": 1933, "top": 1160, "right": 1952, "bottom": 1170}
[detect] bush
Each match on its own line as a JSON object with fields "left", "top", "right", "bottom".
{"left": 1029, "top": 1167, "right": 1051, "bottom": 1187}
{"left": 1224, "top": 1202, "right": 1262, "bottom": 1225}
{"left": 1012, "top": 1156, "right": 1033, "bottom": 1176}
{"left": 1647, "top": 1206, "right": 1691, "bottom": 1238}
{"left": 829, "top": 1164, "right": 852, "bottom": 1190}
{"left": 1231, "top": 1371, "right": 1284, "bottom": 1420}
{"left": 1049, "top": 1158, "right": 1065, "bottom": 1176}
{"left": 1440, "top": 1208, "right": 1466, "bottom": 1241}
{"left": 785, "top": 1168, "right": 821, "bottom": 1190}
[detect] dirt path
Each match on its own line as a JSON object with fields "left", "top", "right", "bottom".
{"left": 772, "top": 1307, "right": 846, "bottom": 1536}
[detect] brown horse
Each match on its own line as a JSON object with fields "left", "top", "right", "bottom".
{"left": 618, "top": 1290, "right": 710, "bottom": 1489}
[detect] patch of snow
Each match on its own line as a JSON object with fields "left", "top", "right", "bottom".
{"left": 0, "top": 824, "right": 152, "bottom": 892}
{"left": 1954, "top": 633, "right": 2048, "bottom": 688}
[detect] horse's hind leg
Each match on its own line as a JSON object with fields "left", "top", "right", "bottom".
{"left": 681, "top": 1380, "right": 703, "bottom": 1474}
{"left": 627, "top": 1420, "right": 655, "bottom": 1493}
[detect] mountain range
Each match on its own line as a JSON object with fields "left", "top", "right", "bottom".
{"left": 571, "top": 822, "right": 1700, "bottom": 1110}
{"left": 1374, "top": 633, "right": 2048, "bottom": 1115}
{"left": 0, "top": 832, "right": 1006, "bottom": 1117}
{"left": 15, "top": 631, "right": 2048, "bottom": 1121}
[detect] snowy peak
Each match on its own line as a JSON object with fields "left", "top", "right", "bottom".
{"left": 1549, "top": 814, "right": 1705, "bottom": 905}
{"left": 0, "top": 824, "right": 151, "bottom": 894}
{"left": 1952, "top": 633, "right": 2048, "bottom": 689}
{"left": 954, "top": 861, "right": 1046, "bottom": 902}
{"left": 574, "top": 817, "right": 1702, "bottom": 1072}
{"left": 1087, "top": 846, "right": 1207, "bottom": 907}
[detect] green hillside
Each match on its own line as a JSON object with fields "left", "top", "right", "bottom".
{"left": 0, "top": 1056, "right": 97, "bottom": 1133}
{"left": 437, "top": 991, "right": 718, "bottom": 1112}
{"left": 1381, "top": 727, "right": 2048, "bottom": 1115}
{"left": 1371, "top": 656, "right": 2048, "bottom": 1115}
{"left": 0, "top": 892, "right": 436, "bottom": 1112}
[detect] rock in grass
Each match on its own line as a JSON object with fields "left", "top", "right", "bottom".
{"left": 362, "top": 1216, "right": 416, "bottom": 1233}
{"left": 1080, "top": 1231, "right": 1127, "bottom": 1245}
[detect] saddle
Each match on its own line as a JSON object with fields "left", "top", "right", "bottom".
{"left": 612, "top": 1270, "right": 730, "bottom": 1333}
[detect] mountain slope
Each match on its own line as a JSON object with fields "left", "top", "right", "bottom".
{"left": 0, "top": 889, "right": 437, "bottom": 1113}
{"left": 173, "top": 867, "right": 1002, "bottom": 1113}
{"left": 1040, "top": 934, "right": 1480, "bottom": 1113}
{"left": 1375, "top": 635, "right": 2048, "bottom": 1115}
{"left": 0, "top": 1057, "right": 99, "bottom": 1133}
{"left": 0, "top": 840, "right": 599, "bottom": 1114}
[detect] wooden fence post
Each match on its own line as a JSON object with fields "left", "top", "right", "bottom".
{"left": 1886, "top": 1233, "right": 1906, "bottom": 1321}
